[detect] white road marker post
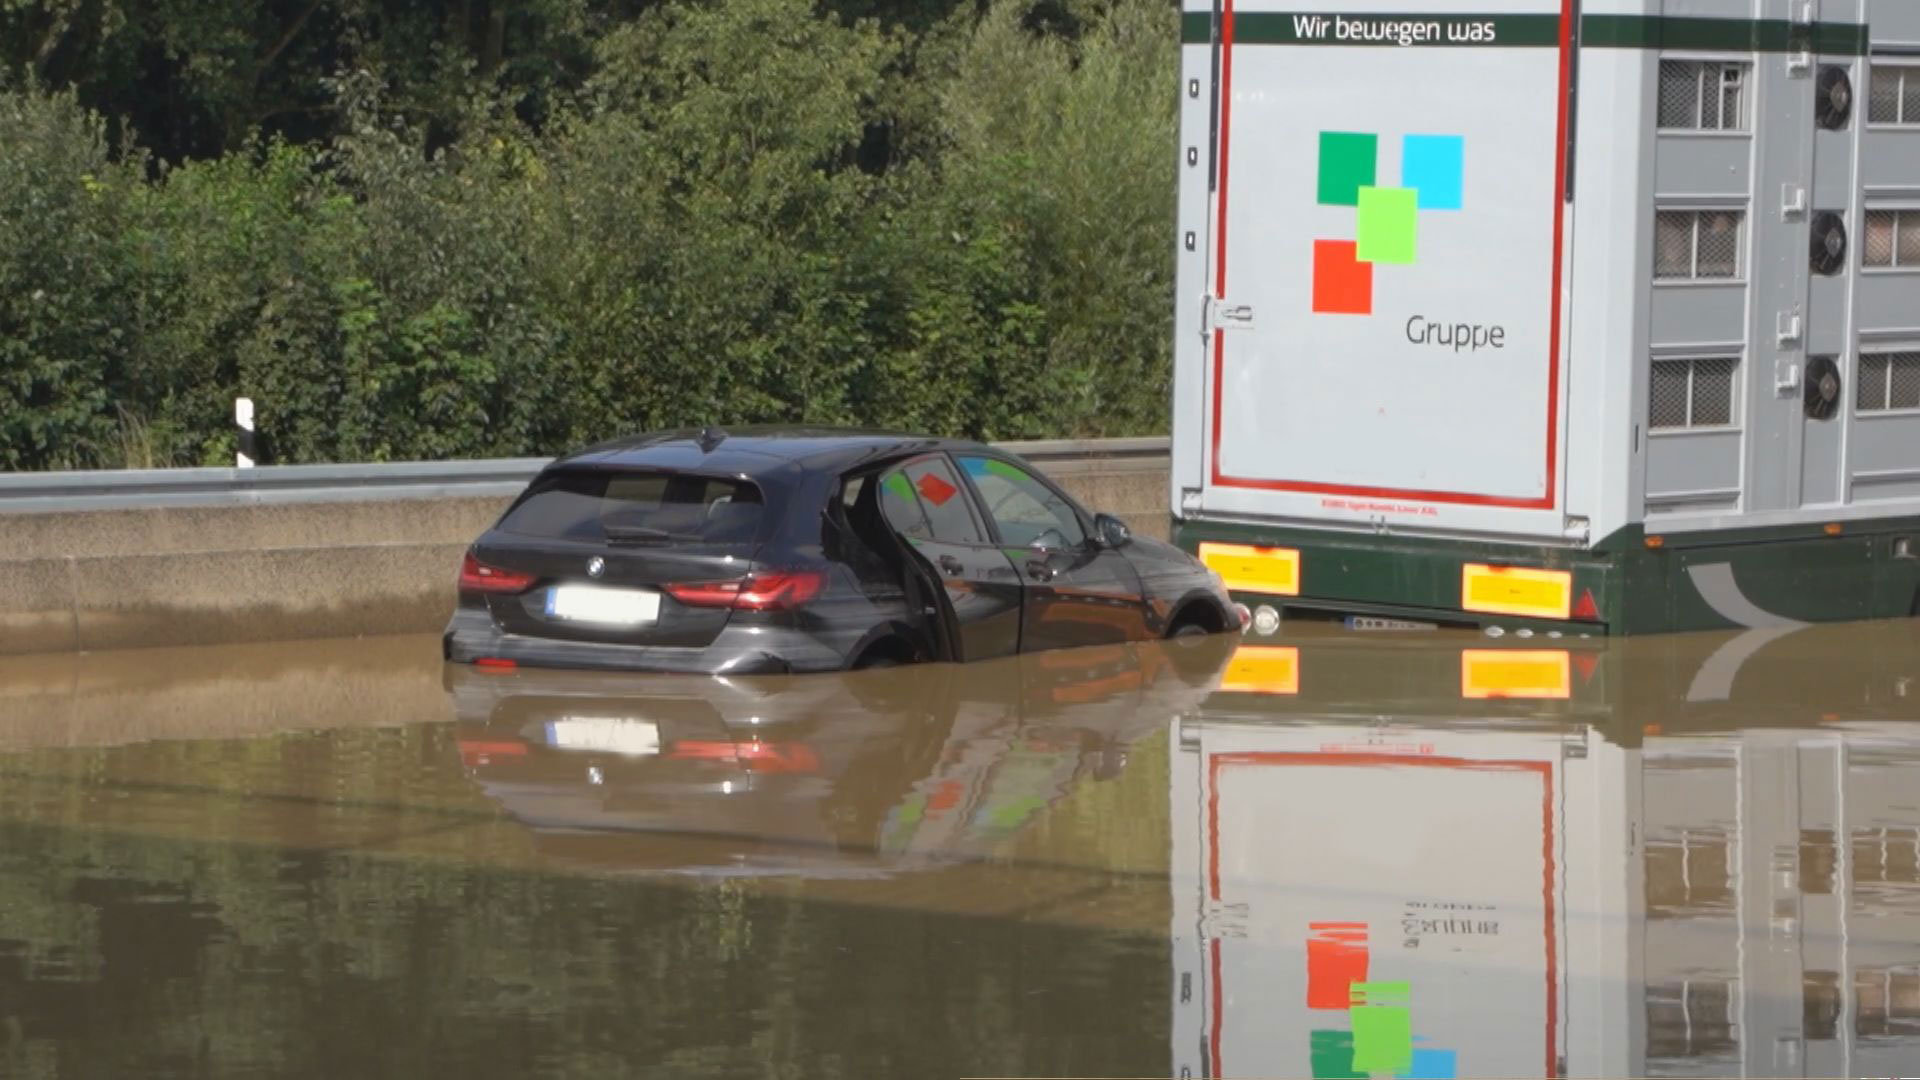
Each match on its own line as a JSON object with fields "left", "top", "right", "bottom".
{"left": 235, "top": 397, "right": 257, "bottom": 468}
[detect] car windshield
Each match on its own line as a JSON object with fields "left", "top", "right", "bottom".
{"left": 495, "top": 469, "right": 764, "bottom": 545}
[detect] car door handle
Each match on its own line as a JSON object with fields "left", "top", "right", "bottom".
{"left": 1024, "top": 560, "right": 1055, "bottom": 582}
{"left": 938, "top": 555, "right": 964, "bottom": 576}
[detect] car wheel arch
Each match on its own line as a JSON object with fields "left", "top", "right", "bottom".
{"left": 1164, "top": 592, "right": 1232, "bottom": 637}
{"left": 847, "top": 622, "right": 936, "bottom": 669}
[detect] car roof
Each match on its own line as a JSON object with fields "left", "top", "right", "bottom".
{"left": 549, "top": 425, "right": 995, "bottom": 479}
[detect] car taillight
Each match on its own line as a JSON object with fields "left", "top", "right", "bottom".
{"left": 669, "top": 740, "right": 823, "bottom": 773}
{"left": 663, "top": 570, "right": 824, "bottom": 611}
{"left": 459, "top": 551, "right": 537, "bottom": 594}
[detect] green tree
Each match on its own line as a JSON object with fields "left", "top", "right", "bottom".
{"left": 0, "top": 0, "right": 1182, "bottom": 468}
{"left": 0, "top": 90, "right": 143, "bottom": 467}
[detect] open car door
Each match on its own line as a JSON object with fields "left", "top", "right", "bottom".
{"left": 875, "top": 455, "right": 1024, "bottom": 662}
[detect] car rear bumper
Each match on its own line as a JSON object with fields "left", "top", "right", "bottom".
{"left": 442, "top": 607, "right": 850, "bottom": 674}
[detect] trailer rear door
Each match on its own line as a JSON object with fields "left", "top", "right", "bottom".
{"left": 1197, "top": 2, "right": 1574, "bottom": 538}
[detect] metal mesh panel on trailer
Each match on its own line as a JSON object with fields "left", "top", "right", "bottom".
{"left": 1864, "top": 211, "right": 1898, "bottom": 267}
{"left": 1901, "top": 213, "right": 1920, "bottom": 268}
{"left": 1646, "top": 980, "right": 1738, "bottom": 1061}
{"left": 1690, "top": 358, "right": 1736, "bottom": 427}
{"left": 1657, "top": 61, "right": 1744, "bottom": 129}
{"left": 1650, "top": 361, "right": 1691, "bottom": 429}
{"left": 1906, "top": 70, "right": 1920, "bottom": 125}
{"left": 1859, "top": 354, "right": 1889, "bottom": 412}
{"left": 1694, "top": 213, "right": 1741, "bottom": 278}
{"left": 1869, "top": 67, "right": 1902, "bottom": 124}
{"left": 1890, "top": 353, "right": 1920, "bottom": 412}
{"left": 1654, "top": 212, "right": 1694, "bottom": 278}
{"left": 1658, "top": 61, "right": 1703, "bottom": 128}
{"left": 1715, "top": 66, "right": 1744, "bottom": 130}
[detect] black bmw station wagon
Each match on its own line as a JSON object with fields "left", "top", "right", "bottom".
{"left": 443, "top": 427, "right": 1241, "bottom": 674}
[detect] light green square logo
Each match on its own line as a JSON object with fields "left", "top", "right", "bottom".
{"left": 1355, "top": 187, "right": 1417, "bottom": 265}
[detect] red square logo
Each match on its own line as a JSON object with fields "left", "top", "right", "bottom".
{"left": 916, "top": 470, "right": 958, "bottom": 507}
{"left": 1305, "top": 923, "right": 1370, "bottom": 1010}
{"left": 1313, "top": 239, "right": 1373, "bottom": 315}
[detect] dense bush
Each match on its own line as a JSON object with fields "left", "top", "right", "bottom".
{"left": 0, "top": 0, "right": 1177, "bottom": 468}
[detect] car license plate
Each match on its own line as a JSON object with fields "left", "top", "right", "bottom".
{"left": 546, "top": 718, "right": 661, "bottom": 756}
{"left": 544, "top": 585, "right": 660, "bottom": 625}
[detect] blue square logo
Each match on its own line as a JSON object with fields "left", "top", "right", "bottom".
{"left": 1401, "top": 135, "right": 1464, "bottom": 212}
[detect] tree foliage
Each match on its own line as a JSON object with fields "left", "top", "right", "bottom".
{"left": 0, "top": 0, "right": 1178, "bottom": 468}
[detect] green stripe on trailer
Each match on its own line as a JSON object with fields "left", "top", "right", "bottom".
{"left": 1580, "top": 14, "right": 1868, "bottom": 54}
{"left": 1176, "top": 517, "right": 1920, "bottom": 636}
{"left": 1179, "top": 13, "right": 1870, "bottom": 55}
{"left": 1196, "top": 13, "right": 1564, "bottom": 48}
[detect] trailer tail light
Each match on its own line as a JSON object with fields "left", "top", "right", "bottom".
{"left": 473, "top": 656, "right": 519, "bottom": 672}
{"left": 1197, "top": 542, "right": 1301, "bottom": 596}
{"left": 460, "top": 551, "right": 538, "bottom": 593}
{"left": 1461, "top": 649, "right": 1572, "bottom": 700}
{"left": 663, "top": 571, "right": 825, "bottom": 611}
{"left": 1460, "top": 564, "right": 1573, "bottom": 621}
{"left": 1220, "top": 645, "right": 1300, "bottom": 695}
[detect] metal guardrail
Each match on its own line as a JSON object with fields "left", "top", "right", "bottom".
{"left": 0, "top": 437, "right": 1170, "bottom": 514}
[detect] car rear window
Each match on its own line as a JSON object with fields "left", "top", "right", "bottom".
{"left": 496, "top": 470, "right": 764, "bottom": 545}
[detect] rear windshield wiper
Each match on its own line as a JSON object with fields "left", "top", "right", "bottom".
{"left": 602, "top": 524, "right": 674, "bottom": 545}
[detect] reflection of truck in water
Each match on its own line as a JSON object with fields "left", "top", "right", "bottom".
{"left": 1175, "top": 626, "right": 1920, "bottom": 1077}
{"left": 1169, "top": 0, "right": 1920, "bottom": 634}
{"left": 1172, "top": 717, "right": 1595, "bottom": 1078}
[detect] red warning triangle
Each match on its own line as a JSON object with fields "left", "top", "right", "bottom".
{"left": 1571, "top": 652, "right": 1600, "bottom": 685}
{"left": 1571, "top": 588, "right": 1600, "bottom": 621}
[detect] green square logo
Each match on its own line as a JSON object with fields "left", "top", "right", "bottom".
{"left": 1317, "top": 132, "right": 1377, "bottom": 207}
{"left": 1355, "top": 186, "right": 1417, "bottom": 265}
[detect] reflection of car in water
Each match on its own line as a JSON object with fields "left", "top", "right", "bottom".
{"left": 444, "top": 636, "right": 1236, "bottom": 877}
{"left": 1173, "top": 621, "right": 1920, "bottom": 1080}
{"left": 443, "top": 427, "right": 1241, "bottom": 675}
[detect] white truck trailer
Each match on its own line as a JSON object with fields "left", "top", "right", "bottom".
{"left": 1172, "top": 624, "right": 1920, "bottom": 1077}
{"left": 1169, "top": 0, "right": 1920, "bottom": 634}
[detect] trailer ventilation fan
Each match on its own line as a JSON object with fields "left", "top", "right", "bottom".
{"left": 1806, "top": 356, "right": 1843, "bottom": 421}
{"left": 1816, "top": 66, "right": 1853, "bottom": 130}
{"left": 1810, "top": 212, "right": 1849, "bottom": 276}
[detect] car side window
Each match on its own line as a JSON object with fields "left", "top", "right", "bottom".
{"left": 956, "top": 456, "right": 1085, "bottom": 549}
{"left": 879, "top": 469, "right": 933, "bottom": 539}
{"left": 880, "top": 458, "right": 984, "bottom": 545}
{"left": 903, "top": 457, "right": 984, "bottom": 544}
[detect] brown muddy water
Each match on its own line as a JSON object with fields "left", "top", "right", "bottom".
{"left": 2, "top": 622, "right": 1919, "bottom": 1078}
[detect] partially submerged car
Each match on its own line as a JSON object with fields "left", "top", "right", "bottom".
{"left": 443, "top": 427, "right": 1241, "bottom": 674}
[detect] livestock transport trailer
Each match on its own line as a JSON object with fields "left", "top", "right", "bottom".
{"left": 1168, "top": 0, "right": 1920, "bottom": 635}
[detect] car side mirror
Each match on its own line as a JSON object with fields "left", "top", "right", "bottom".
{"left": 1029, "top": 527, "right": 1070, "bottom": 554}
{"left": 1095, "top": 513, "right": 1131, "bottom": 549}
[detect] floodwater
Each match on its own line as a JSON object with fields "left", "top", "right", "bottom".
{"left": 2, "top": 622, "right": 1920, "bottom": 1079}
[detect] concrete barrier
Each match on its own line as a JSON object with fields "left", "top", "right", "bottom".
{"left": 0, "top": 441, "right": 1171, "bottom": 655}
